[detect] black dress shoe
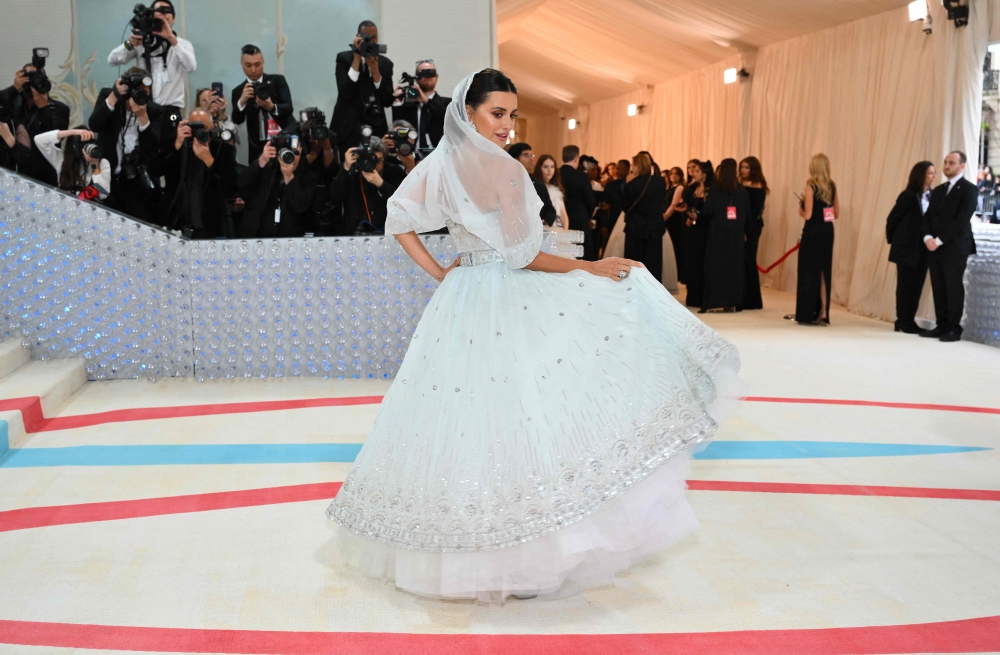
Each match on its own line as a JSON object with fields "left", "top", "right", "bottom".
{"left": 919, "top": 328, "right": 945, "bottom": 338}
{"left": 939, "top": 330, "right": 962, "bottom": 342}
{"left": 895, "top": 323, "right": 922, "bottom": 334}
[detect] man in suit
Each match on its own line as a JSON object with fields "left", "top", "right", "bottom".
{"left": 560, "top": 145, "right": 597, "bottom": 260}
{"left": 88, "top": 68, "right": 169, "bottom": 222}
{"left": 0, "top": 61, "right": 70, "bottom": 186}
{"left": 231, "top": 44, "right": 294, "bottom": 165}
{"left": 920, "top": 151, "right": 978, "bottom": 342}
{"left": 390, "top": 60, "right": 450, "bottom": 154}
{"left": 331, "top": 21, "right": 394, "bottom": 159}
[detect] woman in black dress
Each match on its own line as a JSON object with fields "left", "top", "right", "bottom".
{"left": 792, "top": 153, "right": 838, "bottom": 325}
{"left": 684, "top": 160, "right": 713, "bottom": 307}
{"left": 885, "top": 161, "right": 934, "bottom": 333}
{"left": 700, "top": 159, "right": 748, "bottom": 313}
{"left": 623, "top": 152, "right": 668, "bottom": 283}
{"left": 739, "top": 157, "right": 768, "bottom": 310}
{"left": 662, "top": 166, "right": 687, "bottom": 283}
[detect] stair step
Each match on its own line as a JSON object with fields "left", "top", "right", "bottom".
{"left": 0, "top": 359, "right": 88, "bottom": 454}
{"left": 0, "top": 340, "right": 30, "bottom": 381}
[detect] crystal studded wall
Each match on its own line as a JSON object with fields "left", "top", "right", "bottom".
{"left": 0, "top": 170, "right": 584, "bottom": 380}
{"left": 965, "top": 225, "right": 1000, "bottom": 348}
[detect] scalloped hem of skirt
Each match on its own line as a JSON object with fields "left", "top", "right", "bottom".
{"left": 329, "top": 348, "right": 745, "bottom": 603}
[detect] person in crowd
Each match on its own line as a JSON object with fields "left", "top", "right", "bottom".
{"left": 391, "top": 59, "right": 449, "bottom": 152}
{"left": 195, "top": 87, "right": 239, "bottom": 147}
{"left": 638, "top": 150, "right": 661, "bottom": 178}
{"left": 885, "top": 161, "right": 934, "bottom": 334}
{"left": 603, "top": 159, "right": 630, "bottom": 229}
{"left": 0, "top": 62, "right": 71, "bottom": 186}
{"left": 533, "top": 154, "right": 569, "bottom": 229}
{"left": 509, "top": 142, "right": 555, "bottom": 225}
{"left": 153, "top": 108, "right": 237, "bottom": 238}
{"left": 560, "top": 145, "right": 597, "bottom": 260}
{"left": 582, "top": 155, "right": 610, "bottom": 253}
{"left": 920, "top": 151, "right": 977, "bottom": 342}
{"left": 622, "top": 152, "right": 668, "bottom": 283}
{"left": 600, "top": 163, "right": 616, "bottom": 186}
{"left": 107, "top": 0, "right": 196, "bottom": 114}
{"left": 237, "top": 130, "right": 316, "bottom": 238}
{"left": 32, "top": 127, "right": 111, "bottom": 200}
{"left": 739, "top": 156, "right": 768, "bottom": 310}
{"left": 662, "top": 166, "right": 687, "bottom": 284}
{"left": 88, "top": 68, "right": 168, "bottom": 223}
{"left": 332, "top": 21, "right": 395, "bottom": 159}
{"left": 683, "top": 159, "right": 711, "bottom": 307}
{"left": 301, "top": 116, "right": 344, "bottom": 234}
{"left": 327, "top": 135, "right": 404, "bottom": 235}
{"left": 231, "top": 44, "right": 294, "bottom": 165}
{"left": 382, "top": 119, "right": 418, "bottom": 174}
{"left": 789, "top": 153, "right": 838, "bottom": 326}
{"left": 699, "top": 159, "right": 748, "bottom": 313}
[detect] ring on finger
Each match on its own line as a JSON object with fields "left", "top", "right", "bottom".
{"left": 618, "top": 270, "right": 628, "bottom": 279}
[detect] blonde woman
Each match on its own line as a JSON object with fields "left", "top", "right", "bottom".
{"left": 791, "top": 153, "right": 838, "bottom": 325}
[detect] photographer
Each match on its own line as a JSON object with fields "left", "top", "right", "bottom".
{"left": 236, "top": 129, "right": 316, "bottom": 238}
{"left": 33, "top": 127, "right": 111, "bottom": 200}
{"left": 88, "top": 68, "right": 168, "bottom": 222}
{"left": 195, "top": 87, "right": 238, "bottom": 147}
{"left": 391, "top": 59, "right": 449, "bottom": 152}
{"left": 331, "top": 21, "right": 394, "bottom": 159}
{"left": 108, "top": 0, "right": 196, "bottom": 114}
{"left": 0, "top": 55, "right": 71, "bottom": 186}
{"left": 381, "top": 119, "right": 417, "bottom": 174}
{"left": 152, "top": 108, "right": 237, "bottom": 238}
{"left": 231, "top": 44, "right": 294, "bottom": 165}
{"left": 328, "top": 133, "right": 403, "bottom": 235}
{"left": 300, "top": 108, "right": 339, "bottom": 234}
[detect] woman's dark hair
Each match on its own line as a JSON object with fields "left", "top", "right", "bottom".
{"left": 533, "top": 154, "right": 563, "bottom": 193}
{"left": 739, "top": 156, "right": 769, "bottom": 194}
{"left": 699, "top": 160, "right": 715, "bottom": 187}
{"left": 465, "top": 69, "right": 517, "bottom": 110}
{"left": 668, "top": 166, "right": 684, "bottom": 186}
{"left": 715, "top": 158, "right": 739, "bottom": 194}
{"left": 907, "top": 160, "right": 934, "bottom": 193}
{"left": 686, "top": 158, "right": 701, "bottom": 184}
{"left": 59, "top": 125, "right": 91, "bottom": 192}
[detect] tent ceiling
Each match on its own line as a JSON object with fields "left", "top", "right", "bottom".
{"left": 498, "top": 0, "right": 912, "bottom": 115}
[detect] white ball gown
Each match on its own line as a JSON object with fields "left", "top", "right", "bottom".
{"left": 326, "top": 71, "right": 741, "bottom": 602}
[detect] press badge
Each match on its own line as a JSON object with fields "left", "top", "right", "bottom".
{"left": 727, "top": 206, "right": 737, "bottom": 220}
{"left": 823, "top": 207, "right": 835, "bottom": 222}
{"left": 274, "top": 209, "right": 281, "bottom": 224}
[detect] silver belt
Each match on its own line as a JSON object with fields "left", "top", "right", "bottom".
{"left": 459, "top": 250, "right": 505, "bottom": 267}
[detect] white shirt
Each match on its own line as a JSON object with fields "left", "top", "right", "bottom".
{"left": 347, "top": 62, "right": 382, "bottom": 88}
{"left": 920, "top": 188, "right": 930, "bottom": 215}
{"left": 547, "top": 183, "right": 569, "bottom": 229}
{"left": 33, "top": 130, "right": 112, "bottom": 198}
{"left": 237, "top": 76, "right": 279, "bottom": 140}
{"left": 925, "top": 172, "right": 964, "bottom": 246}
{"left": 108, "top": 34, "right": 197, "bottom": 109}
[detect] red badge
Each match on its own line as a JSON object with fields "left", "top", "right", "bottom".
{"left": 727, "top": 206, "right": 737, "bottom": 220}
{"left": 266, "top": 118, "right": 281, "bottom": 139}
{"left": 823, "top": 207, "right": 835, "bottom": 222}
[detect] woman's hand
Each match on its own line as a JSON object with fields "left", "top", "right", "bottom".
{"left": 588, "top": 257, "right": 644, "bottom": 282}
{"left": 433, "top": 257, "right": 460, "bottom": 282}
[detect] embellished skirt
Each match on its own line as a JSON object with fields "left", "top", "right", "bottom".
{"left": 326, "top": 260, "right": 741, "bottom": 601}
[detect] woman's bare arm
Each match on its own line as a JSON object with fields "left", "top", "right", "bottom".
{"left": 800, "top": 184, "right": 813, "bottom": 219}
{"left": 663, "top": 185, "right": 685, "bottom": 220}
{"left": 395, "top": 232, "right": 458, "bottom": 282}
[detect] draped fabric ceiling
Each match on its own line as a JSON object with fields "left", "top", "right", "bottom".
{"left": 499, "top": 0, "right": 1000, "bottom": 324}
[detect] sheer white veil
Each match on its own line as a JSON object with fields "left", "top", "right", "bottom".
{"left": 384, "top": 70, "right": 544, "bottom": 269}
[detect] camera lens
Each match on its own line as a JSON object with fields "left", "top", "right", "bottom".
{"left": 131, "top": 88, "right": 150, "bottom": 105}
{"left": 279, "top": 148, "right": 296, "bottom": 165}
{"left": 195, "top": 129, "right": 211, "bottom": 144}
{"left": 83, "top": 143, "right": 103, "bottom": 160}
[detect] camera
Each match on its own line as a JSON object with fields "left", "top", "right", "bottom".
{"left": 83, "top": 143, "right": 104, "bottom": 160}
{"left": 271, "top": 132, "right": 300, "bottom": 165}
{"left": 354, "top": 125, "right": 379, "bottom": 173}
{"left": 355, "top": 32, "right": 386, "bottom": 58}
{"left": 186, "top": 121, "right": 231, "bottom": 145}
{"left": 299, "top": 107, "right": 330, "bottom": 142}
{"left": 130, "top": 4, "right": 163, "bottom": 46}
{"left": 121, "top": 151, "right": 155, "bottom": 189}
{"left": 251, "top": 80, "right": 272, "bottom": 101}
{"left": 386, "top": 126, "right": 417, "bottom": 157}
{"left": 121, "top": 72, "right": 153, "bottom": 106}
{"left": 399, "top": 72, "right": 420, "bottom": 106}
{"left": 23, "top": 48, "right": 52, "bottom": 95}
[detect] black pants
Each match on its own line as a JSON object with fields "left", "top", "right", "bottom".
{"left": 624, "top": 232, "right": 663, "bottom": 284}
{"left": 894, "top": 258, "right": 928, "bottom": 329}
{"left": 927, "top": 246, "right": 968, "bottom": 334}
{"left": 743, "top": 222, "right": 763, "bottom": 310}
{"left": 108, "top": 173, "right": 157, "bottom": 224}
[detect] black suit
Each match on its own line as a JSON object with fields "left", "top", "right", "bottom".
{"left": 231, "top": 74, "right": 294, "bottom": 165}
{"left": 237, "top": 160, "right": 317, "bottom": 238}
{"left": 604, "top": 177, "right": 627, "bottom": 231}
{"left": 560, "top": 164, "right": 597, "bottom": 260}
{"left": 391, "top": 93, "right": 450, "bottom": 151}
{"left": 331, "top": 52, "right": 394, "bottom": 156}
{"left": 0, "top": 85, "right": 70, "bottom": 186}
{"left": 885, "top": 188, "right": 929, "bottom": 330}
{"left": 152, "top": 138, "right": 238, "bottom": 237}
{"left": 532, "top": 178, "right": 556, "bottom": 226}
{"left": 88, "top": 87, "right": 169, "bottom": 222}
{"left": 922, "top": 177, "right": 977, "bottom": 334}
{"left": 622, "top": 174, "right": 668, "bottom": 282}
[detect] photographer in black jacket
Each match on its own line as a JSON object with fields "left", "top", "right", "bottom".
{"left": 331, "top": 21, "right": 394, "bottom": 160}
{"left": 390, "top": 59, "right": 449, "bottom": 152}
{"left": 153, "top": 108, "right": 237, "bottom": 238}
{"left": 231, "top": 44, "right": 294, "bottom": 165}
{"left": 237, "top": 128, "right": 316, "bottom": 238}
{"left": 328, "top": 133, "right": 404, "bottom": 235}
{"left": 88, "top": 67, "right": 169, "bottom": 222}
{"left": 0, "top": 57, "right": 70, "bottom": 185}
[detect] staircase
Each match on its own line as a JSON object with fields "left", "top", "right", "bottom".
{"left": 0, "top": 340, "right": 87, "bottom": 454}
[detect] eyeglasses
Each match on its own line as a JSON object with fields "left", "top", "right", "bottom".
{"left": 415, "top": 59, "right": 435, "bottom": 66}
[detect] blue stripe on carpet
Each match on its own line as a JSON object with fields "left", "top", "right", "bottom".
{"left": 0, "top": 441, "right": 988, "bottom": 468}
{"left": 0, "top": 420, "right": 8, "bottom": 456}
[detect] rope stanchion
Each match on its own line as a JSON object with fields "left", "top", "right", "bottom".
{"left": 757, "top": 244, "right": 799, "bottom": 274}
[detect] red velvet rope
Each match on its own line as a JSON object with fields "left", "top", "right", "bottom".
{"left": 757, "top": 243, "right": 799, "bottom": 274}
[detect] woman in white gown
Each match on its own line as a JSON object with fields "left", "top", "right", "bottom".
{"left": 326, "top": 69, "right": 741, "bottom": 602}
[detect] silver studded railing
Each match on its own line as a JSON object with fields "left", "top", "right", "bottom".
{"left": 0, "top": 170, "right": 583, "bottom": 380}
{"left": 964, "top": 224, "right": 1000, "bottom": 348}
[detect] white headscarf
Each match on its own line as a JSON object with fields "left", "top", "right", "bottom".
{"left": 384, "top": 70, "right": 544, "bottom": 269}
